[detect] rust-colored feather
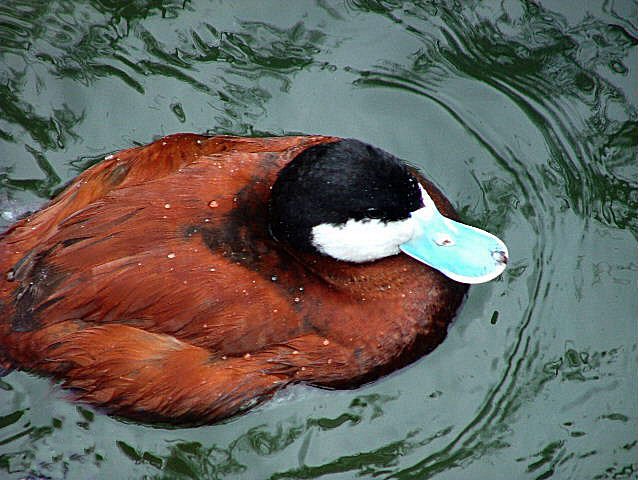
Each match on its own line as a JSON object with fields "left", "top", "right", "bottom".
{"left": 0, "top": 134, "right": 466, "bottom": 423}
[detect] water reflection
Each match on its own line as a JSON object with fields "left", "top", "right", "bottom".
{"left": 109, "top": 393, "right": 400, "bottom": 479}
{"left": 0, "top": 0, "right": 636, "bottom": 479}
{"left": 345, "top": 2, "right": 635, "bottom": 478}
{"left": 0, "top": 0, "right": 332, "bottom": 202}
{"left": 353, "top": 0, "right": 637, "bottom": 236}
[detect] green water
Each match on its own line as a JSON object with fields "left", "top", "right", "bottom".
{"left": 0, "top": 1, "right": 636, "bottom": 479}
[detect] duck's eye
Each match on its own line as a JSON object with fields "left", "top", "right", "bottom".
{"left": 365, "top": 207, "right": 382, "bottom": 219}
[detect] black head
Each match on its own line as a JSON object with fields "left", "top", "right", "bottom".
{"left": 269, "top": 139, "right": 424, "bottom": 258}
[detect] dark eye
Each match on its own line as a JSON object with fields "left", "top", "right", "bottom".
{"left": 366, "top": 207, "right": 382, "bottom": 219}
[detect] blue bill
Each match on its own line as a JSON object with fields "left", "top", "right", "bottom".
{"left": 400, "top": 190, "right": 508, "bottom": 284}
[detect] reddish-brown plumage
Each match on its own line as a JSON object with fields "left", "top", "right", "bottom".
{"left": 0, "top": 134, "right": 467, "bottom": 424}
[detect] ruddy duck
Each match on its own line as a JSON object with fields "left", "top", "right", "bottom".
{"left": 0, "top": 135, "right": 507, "bottom": 423}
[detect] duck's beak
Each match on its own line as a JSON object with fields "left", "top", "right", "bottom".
{"left": 399, "top": 191, "right": 508, "bottom": 284}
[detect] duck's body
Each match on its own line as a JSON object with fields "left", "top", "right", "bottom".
{"left": 0, "top": 134, "right": 503, "bottom": 424}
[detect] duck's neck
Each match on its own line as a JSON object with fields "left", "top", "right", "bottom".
{"left": 295, "top": 251, "right": 431, "bottom": 301}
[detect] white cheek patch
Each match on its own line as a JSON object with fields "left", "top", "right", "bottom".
{"left": 311, "top": 217, "right": 416, "bottom": 263}
{"left": 417, "top": 185, "right": 437, "bottom": 221}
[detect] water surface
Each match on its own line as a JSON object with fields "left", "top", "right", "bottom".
{"left": 0, "top": 1, "right": 636, "bottom": 479}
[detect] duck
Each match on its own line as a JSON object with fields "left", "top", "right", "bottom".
{"left": 0, "top": 134, "right": 508, "bottom": 424}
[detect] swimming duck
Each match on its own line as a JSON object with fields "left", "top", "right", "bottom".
{"left": 0, "top": 134, "right": 507, "bottom": 424}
